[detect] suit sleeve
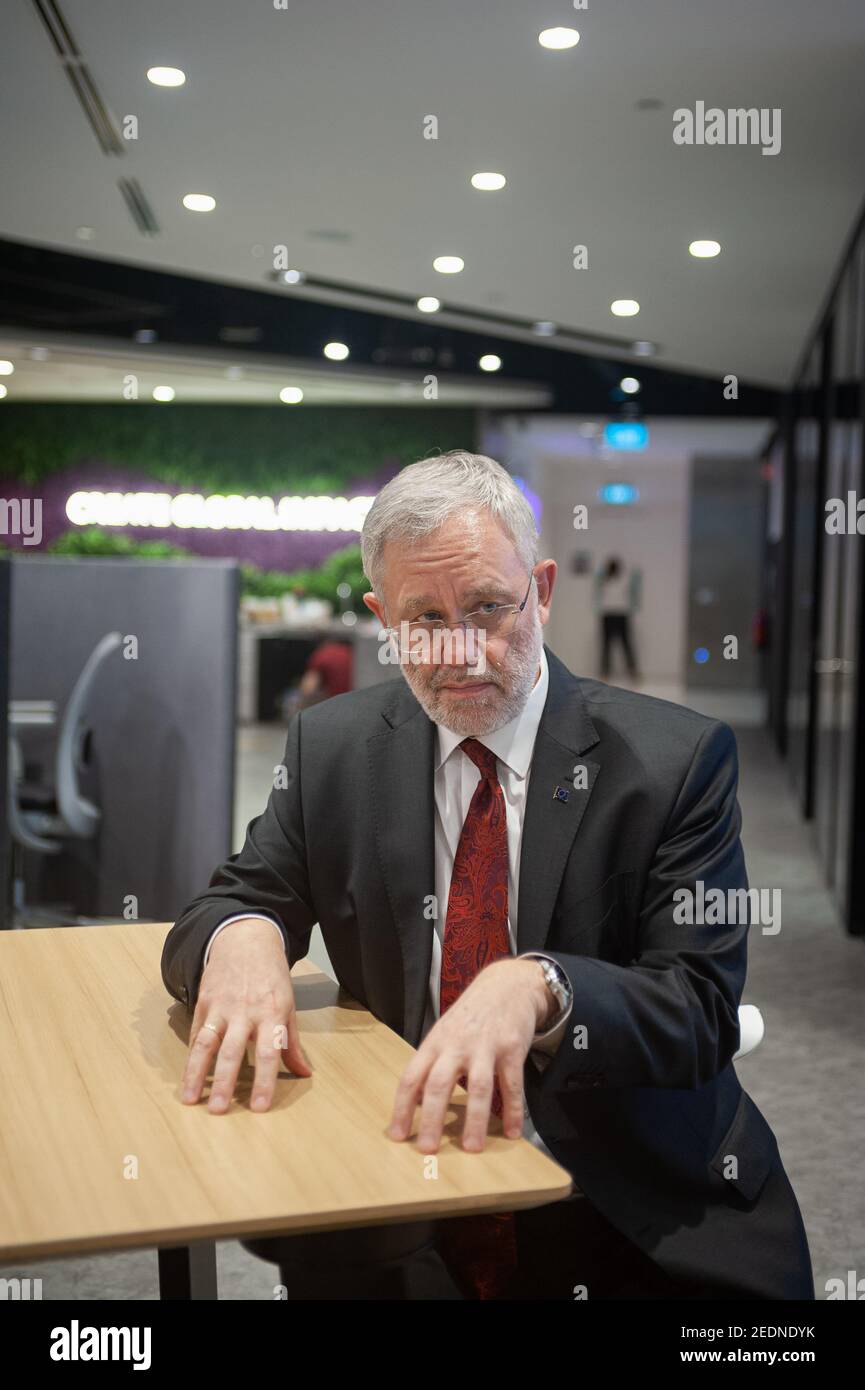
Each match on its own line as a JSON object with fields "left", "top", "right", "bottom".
{"left": 160, "top": 710, "right": 317, "bottom": 1011}
{"left": 534, "top": 719, "right": 748, "bottom": 1093}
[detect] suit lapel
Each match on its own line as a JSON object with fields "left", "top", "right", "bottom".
{"left": 367, "top": 647, "right": 601, "bottom": 1044}
{"left": 367, "top": 681, "right": 437, "bottom": 1046}
{"left": 516, "top": 647, "right": 601, "bottom": 953}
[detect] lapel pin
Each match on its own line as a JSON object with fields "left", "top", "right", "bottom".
{"left": 553, "top": 785, "right": 570, "bottom": 803}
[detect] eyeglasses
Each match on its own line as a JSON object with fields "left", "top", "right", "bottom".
{"left": 385, "top": 571, "right": 535, "bottom": 644}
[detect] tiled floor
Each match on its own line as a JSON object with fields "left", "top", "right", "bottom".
{"left": 3, "top": 679, "right": 861, "bottom": 1298}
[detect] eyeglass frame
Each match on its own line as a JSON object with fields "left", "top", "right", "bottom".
{"left": 382, "top": 568, "right": 537, "bottom": 647}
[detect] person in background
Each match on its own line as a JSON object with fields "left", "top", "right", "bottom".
{"left": 594, "top": 555, "right": 641, "bottom": 680}
{"left": 283, "top": 640, "right": 353, "bottom": 717}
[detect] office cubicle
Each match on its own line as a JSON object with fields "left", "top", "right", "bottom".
{"left": 9, "top": 556, "right": 238, "bottom": 923}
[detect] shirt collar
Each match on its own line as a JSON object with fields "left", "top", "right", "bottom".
{"left": 434, "top": 645, "right": 549, "bottom": 778}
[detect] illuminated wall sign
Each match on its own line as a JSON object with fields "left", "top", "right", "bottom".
{"left": 603, "top": 422, "right": 648, "bottom": 451}
{"left": 65, "top": 491, "right": 375, "bottom": 532}
{"left": 599, "top": 482, "right": 639, "bottom": 505}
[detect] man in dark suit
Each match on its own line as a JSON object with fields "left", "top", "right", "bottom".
{"left": 161, "top": 450, "right": 814, "bottom": 1301}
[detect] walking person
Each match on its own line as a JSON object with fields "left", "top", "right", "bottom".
{"left": 594, "top": 555, "right": 641, "bottom": 679}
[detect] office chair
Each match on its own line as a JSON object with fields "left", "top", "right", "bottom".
{"left": 9, "top": 631, "right": 123, "bottom": 923}
{"left": 13, "top": 630, "right": 123, "bottom": 844}
{"left": 733, "top": 1004, "right": 764, "bottom": 1060}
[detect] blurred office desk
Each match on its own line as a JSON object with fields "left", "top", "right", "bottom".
{"left": 0, "top": 922, "right": 572, "bottom": 1299}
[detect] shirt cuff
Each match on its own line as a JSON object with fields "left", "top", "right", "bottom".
{"left": 517, "top": 950, "right": 574, "bottom": 1048}
{"left": 203, "top": 913, "right": 287, "bottom": 969}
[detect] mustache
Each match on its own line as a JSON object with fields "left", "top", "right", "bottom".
{"left": 428, "top": 670, "right": 503, "bottom": 690}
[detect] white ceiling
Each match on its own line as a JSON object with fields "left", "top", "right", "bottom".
{"left": 2, "top": 0, "right": 865, "bottom": 387}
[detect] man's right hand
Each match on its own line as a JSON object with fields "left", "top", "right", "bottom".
{"left": 181, "top": 918, "right": 313, "bottom": 1113}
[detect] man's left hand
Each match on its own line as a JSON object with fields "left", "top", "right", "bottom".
{"left": 386, "top": 958, "right": 553, "bottom": 1153}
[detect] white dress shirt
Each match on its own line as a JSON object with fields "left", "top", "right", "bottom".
{"left": 204, "top": 645, "right": 574, "bottom": 1164}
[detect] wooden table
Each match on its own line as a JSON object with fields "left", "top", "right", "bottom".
{"left": 0, "top": 922, "right": 572, "bottom": 1297}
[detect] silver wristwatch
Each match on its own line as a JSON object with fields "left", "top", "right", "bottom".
{"left": 530, "top": 955, "right": 572, "bottom": 1028}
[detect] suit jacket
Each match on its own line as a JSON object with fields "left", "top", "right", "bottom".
{"left": 161, "top": 644, "right": 814, "bottom": 1299}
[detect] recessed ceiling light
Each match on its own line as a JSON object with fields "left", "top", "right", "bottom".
{"left": 470, "top": 171, "right": 506, "bottom": 191}
{"left": 76, "top": 226, "right": 95, "bottom": 240}
{"left": 538, "top": 27, "right": 580, "bottom": 50}
{"left": 282, "top": 269, "right": 306, "bottom": 284}
{"left": 279, "top": 386, "right": 304, "bottom": 404}
{"left": 479, "top": 354, "right": 502, "bottom": 372}
{"left": 0, "top": 360, "right": 14, "bottom": 375}
{"left": 632, "top": 340, "right": 655, "bottom": 356}
{"left": 611, "top": 299, "right": 640, "bottom": 317}
{"left": 152, "top": 385, "right": 175, "bottom": 402}
{"left": 323, "top": 342, "right": 349, "bottom": 361}
{"left": 417, "top": 296, "right": 441, "bottom": 313}
{"left": 620, "top": 377, "right": 641, "bottom": 394}
{"left": 532, "top": 321, "right": 556, "bottom": 336}
{"left": 147, "top": 66, "right": 186, "bottom": 87}
{"left": 689, "top": 239, "right": 721, "bottom": 258}
{"left": 182, "top": 193, "right": 216, "bottom": 212}
{"left": 433, "top": 255, "right": 464, "bottom": 274}
{"left": 0, "top": 385, "right": 7, "bottom": 400}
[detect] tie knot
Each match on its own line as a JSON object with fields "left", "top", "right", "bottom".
{"left": 459, "top": 737, "right": 499, "bottom": 782}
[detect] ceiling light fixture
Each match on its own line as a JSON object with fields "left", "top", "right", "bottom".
{"left": 323, "top": 342, "right": 349, "bottom": 361}
{"left": 479, "top": 354, "right": 502, "bottom": 372}
{"left": 538, "top": 28, "right": 580, "bottom": 50}
{"left": 470, "top": 172, "right": 507, "bottom": 191}
{"left": 147, "top": 66, "right": 186, "bottom": 87}
{"left": 416, "top": 296, "right": 441, "bottom": 312}
{"left": 689, "top": 239, "right": 722, "bottom": 258}
{"left": 433, "top": 255, "right": 464, "bottom": 274}
{"left": 182, "top": 193, "right": 216, "bottom": 212}
{"left": 279, "top": 387, "right": 304, "bottom": 404}
{"left": 611, "top": 299, "right": 640, "bottom": 316}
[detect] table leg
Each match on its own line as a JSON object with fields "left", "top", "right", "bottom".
{"left": 157, "top": 1240, "right": 218, "bottom": 1299}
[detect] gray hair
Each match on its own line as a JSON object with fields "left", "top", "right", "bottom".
{"left": 360, "top": 449, "right": 538, "bottom": 595}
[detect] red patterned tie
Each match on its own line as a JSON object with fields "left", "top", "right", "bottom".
{"left": 435, "top": 737, "right": 519, "bottom": 1300}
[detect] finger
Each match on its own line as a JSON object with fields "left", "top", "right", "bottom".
{"left": 181, "top": 1016, "right": 225, "bottom": 1104}
{"left": 207, "top": 1020, "right": 254, "bottom": 1113}
{"left": 387, "top": 1055, "right": 433, "bottom": 1140}
{"left": 496, "top": 1057, "right": 527, "bottom": 1139}
{"left": 459, "top": 1054, "right": 497, "bottom": 1152}
{"left": 415, "top": 1055, "right": 464, "bottom": 1154}
{"left": 278, "top": 1008, "right": 313, "bottom": 1079}
{"left": 249, "top": 1020, "right": 286, "bottom": 1112}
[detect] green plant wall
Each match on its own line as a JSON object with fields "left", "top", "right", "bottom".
{"left": 0, "top": 403, "right": 478, "bottom": 490}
